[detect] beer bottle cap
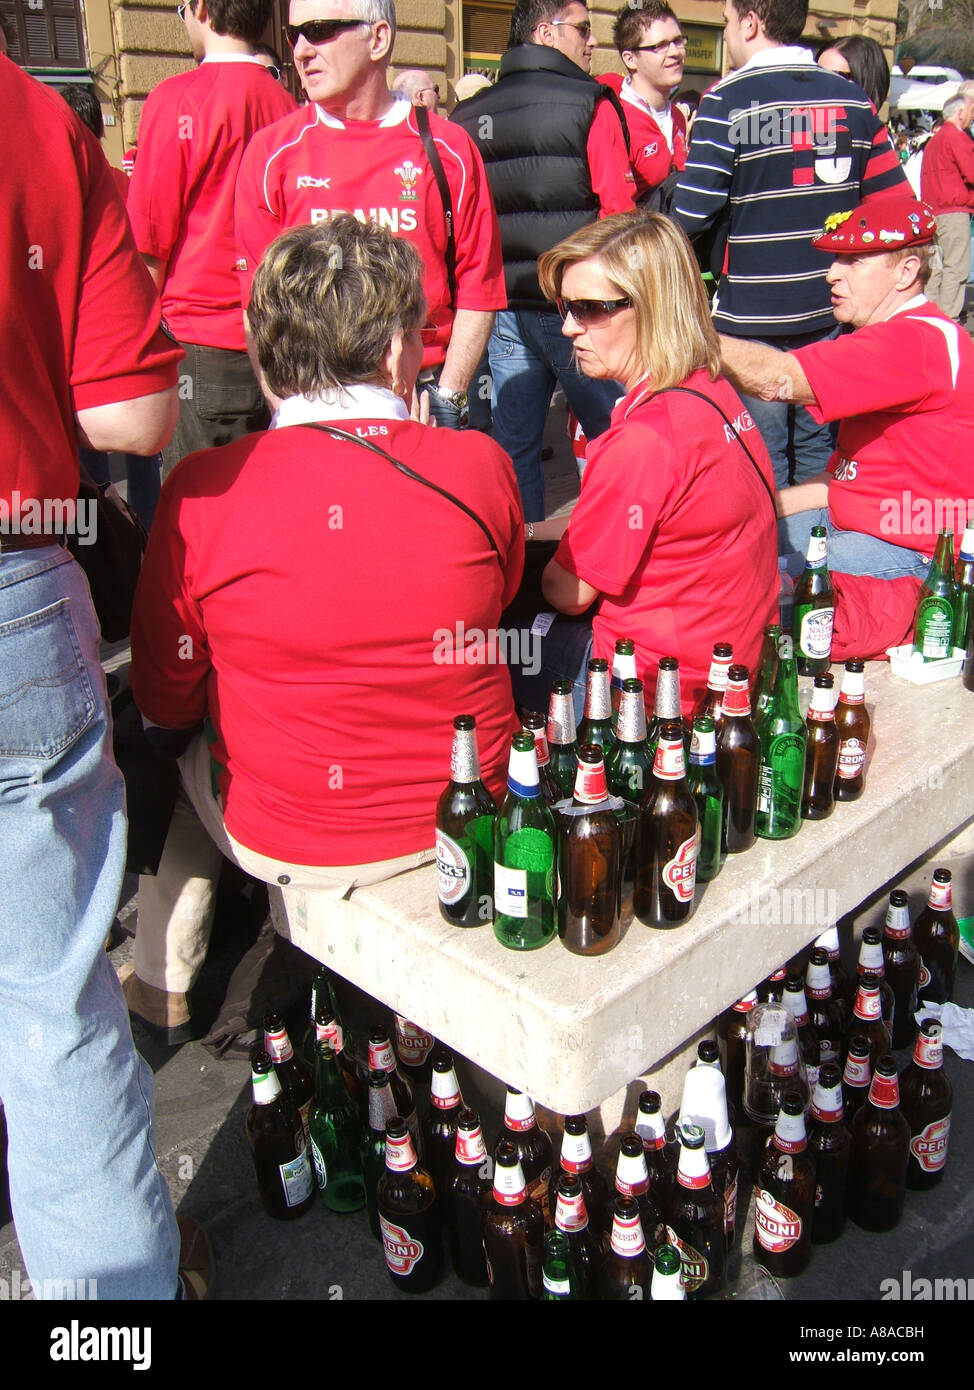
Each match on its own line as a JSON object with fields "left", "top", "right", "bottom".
{"left": 449, "top": 715, "right": 482, "bottom": 783}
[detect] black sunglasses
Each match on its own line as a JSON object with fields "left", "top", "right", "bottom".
{"left": 557, "top": 296, "right": 632, "bottom": 328}
{"left": 283, "top": 18, "right": 365, "bottom": 48}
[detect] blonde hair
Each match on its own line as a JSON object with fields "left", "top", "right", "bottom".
{"left": 538, "top": 212, "right": 721, "bottom": 391}
{"left": 248, "top": 217, "right": 425, "bottom": 399}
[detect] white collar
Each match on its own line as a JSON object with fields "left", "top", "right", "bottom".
{"left": 270, "top": 383, "right": 410, "bottom": 430}
{"left": 620, "top": 78, "right": 670, "bottom": 120}
{"left": 201, "top": 53, "right": 267, "bottom": 65}
{"left": 313, "top": 98, "right": 408, "bottom": 131}
{"left": 735, "top": 45, "right": 814, "bottom": 74}
{"left": 885, "top": 294, "right": 930, "bottom": 320}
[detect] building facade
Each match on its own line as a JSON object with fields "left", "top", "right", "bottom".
{"left": 0, "top": 0, "right": 899, "bottom": 167}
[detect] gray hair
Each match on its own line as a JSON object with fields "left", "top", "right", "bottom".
{"left": 943, "top": 93, "right": 968, "bottom": 121}
{"left": 356, "top": 0, "right": 397, "bottom": 42}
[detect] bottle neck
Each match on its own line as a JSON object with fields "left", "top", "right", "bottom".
{"left": 450, "top": 727, "right": 482, "bottom": 783}
{"left": 572, "top": 757, "right": 609, "bottom": 805}
{"left": 504, "top": 1093, "right": 538, "bottom": 1133}
{"left": 653, "top": 668, "right": 682, "bottom": 720}
{"left": 927, "top": 878, "right": 953, "bottom": 912}
{"left": 653, "top": 734, "right": 686, "bottom": 782}
{"left": 868, "top": 1070, "right": 901, "bottom": 1111}
{"left": 367, "top": 1079, "right": 398, "bottom": 1133}
{"left": 547, "top": 694, "right": 576, "bottom": 746}
{"left": 722, "top": 678, "right": 751, "bottom": 717}
{"left": 385, "top": 1130, "right": 419, "bottom": 1173}
{"left": 853, "top": 985, "right": 882, "bottom": 1022}
{"left": 843, "top": 1050, "right": 871, "bottom": 1087}
{"left": 609, "top": 1208, "right": 646, "bottom": 1257}
{"left": 583, "top": 669, "right": 612, "bottom": 721}
{"left": 885, "top": 902, "right": 912, "bottom": 939}
{"left": 689, "top": 725, "right": 717, "bottom": 765}
{"left": 314, "top": 1015, "right": 345, "bottom": 1054}
{"left": 838, "top": 670, "right": 865, "bottom": 704}
{"left": 251, "top": 1068, "right": 283, "bottom": 1105}
{"left": 493, "top": 1160, "right": 528, "bottom": 1207}
{"left": 616, "top": 691, "right": 648, "bottom": 743}
{"left": 264, "top": 1026, "right": 294, "bottom": 1064}
{"left": 636, "top": 1108, "right": 667, "bottom": 1150}
{"left": 706, "top": 653, "right": 732, "bottom": 694}
{"left": 857, "top": 939, "right": 885, "bottom": 976}
{"left": 803, "top": 532, "right": 828, "bottom": 568}
{"left": 455, "top": 1122, "right": 488, "bottom": 1165}
{"left": 783, "top": 988, "right": 810, "bottom": 1026}
{"left": 559, "top": 1128, "right": 594, "bottom": 1173}
{"left": 810, "top": 1081, "right": 845, "bottom": 1124}
{"left": 676, "top": 1144, "right": 712, "bottom": 1191}
{"left": 807, "top": 685, "right": 835, "bottom": 721}
{"left": 554, "top": 1188, "right": 590, "bottom": 1232}
{"left": 805, "top": 960, "right": 833, "bottom": 1000}
{"left": 772, "top": 1108, "right": 808, "bottom": 1153}
{"left": 614, "top": 1148, "right": 649, "bottom": 1196}
{"left": 912, "top": 1029, "right": 943, "bottom": 1071}
{"left": 430, "top": 1066, "right": 462, "bottom": 1110}
{"left": 368, "top": 1037, "right": 397, "bottom": 1074}
{"left": 507, "top": 744, "right": 541, "bottom": 798}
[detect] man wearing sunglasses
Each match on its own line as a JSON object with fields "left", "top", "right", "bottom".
{"left": 451, "top": 0, "right": 636, "bottom": 520}
{"left": 126, "top": 1, "right": 295, "bottom": 486}
{"left": 391, "top": 67, "right": 441, "bottom": 113}
{"left": 235, "top": 0, "right": 505, "bottom": 430}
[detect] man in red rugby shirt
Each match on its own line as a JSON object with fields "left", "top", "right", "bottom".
{"left": 235, "top": 0, "right": 506, "bottom": 430}
{"left": 127, "top": 0, "right": 295, "bottom": 481}
{"left": 606, "top": 1, "right": 688, "bottom": 207}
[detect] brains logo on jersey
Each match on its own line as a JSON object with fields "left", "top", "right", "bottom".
{"left": 395, "top": 159, "right": 422, "bottom": 201}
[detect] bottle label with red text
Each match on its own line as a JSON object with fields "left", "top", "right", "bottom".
{"left": 755, "top": 1190, "right": 803, "bottom": 1252}
{"left": 572, "top": 759, "right": 609, "bottom": 804}
{"left": 836, "top": 739, "right": 866, "bottom": 778}
{"left": 722, "top": 681, "right": 751, "bottom": 716}
{"left": 264, "top": 1027, "right": 294, "bottom": 1063}
{"left": 436, "top": 830, "right": 471, "bottom": 905}
{"left": 380, "top": 1216, "right": 425, "bottom": 1276}
{"left": 610, "top": 1212, "right": 646, "bottom": 1256}
{"left": 665, "top": 1226, "right": 708, "bottom": 1293}
{"left": 554, "top": 1189, "right": 589, "bottom": 1233}
{"left": 455, "top": 1125, "right": 487, "bottom": 1165}
{"left": 843, "top": 1054, "right": 871, "bottom": 1087}
{"left": 395, "top": 1016, "right": 435, "bottom": 1067}
{"left": 653, "top": 738, "right": 686, "bottom": 781}
{"left": 910, "top": 1116, "right": 951, "bottom": 1172}
{"left": 663, "top": 835, "right": 697, "bottom": 903}
{"left": 913, "top": 1030, "right": 943, "bottom": 1070}
{"left": 368, "top": 1039, "right": 396, "bottom": 1073}
{"left": 315, "top": 1019, "right": 344, "bottom": 1054}
{"left": 918, "top": 961, "right": 932, "bottom": 990}
{"left": 853, "top": 988, "right": 882, "bottom": 1021}
{"left": 928, "top": 880, "right": 953, "bottom": 911}
{"left": 868, "top": 1071, "right": 901, "bottom": 1110}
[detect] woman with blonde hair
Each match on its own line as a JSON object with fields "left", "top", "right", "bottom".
{"left": 509, "top": 211, "right": 779, "bottom": 717}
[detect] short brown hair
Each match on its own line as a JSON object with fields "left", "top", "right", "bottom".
{"left": 248, "top": 218, "right": 425, "bottom": 400}
{"left": 728, "top": 0, "right": 807, "bottom": 45}
{"left": 538, "top": 212, "right": 721, "bottom": 392}
{"left": 188, "top": 0, "right": 272, "bottom": 43}
{"left": 613, "top": 1, "right": 678, "bottom": 57}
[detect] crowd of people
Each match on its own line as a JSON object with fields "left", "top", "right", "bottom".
{"left": 2, "top": 0, "right": 974, "bottom": 1302}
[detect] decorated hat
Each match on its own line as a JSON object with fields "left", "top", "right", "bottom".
{"left": 811, "top": 196, "right": 937, "bottom": 254}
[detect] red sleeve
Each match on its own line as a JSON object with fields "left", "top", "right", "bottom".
{"left": 949, "top": 124, "right": 974, "bottom": 186}
{"left": 794, "top": 320, "right": 941, "bottom": 424}
{"left": 72, "top": 130, "right": 182, "bottom": 410}
{"left": 130, "top": 471, "right": 212, "bottom": 729}
{"left": 587, "top": 97, "right": 637, "bottom": 217}
{"left": 554, "top": 421, "right": 667, "bottom": 594}
{"left": 125, "top": 85, "right": 189, "bottom": 268}
{"left": 234, "top": 131, "right": 283, "bottom": 309}
{"left": 860, "top": 121, "right": 910, "bottom": 200}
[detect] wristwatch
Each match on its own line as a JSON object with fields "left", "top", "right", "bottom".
{"left": 427, "top": 383, "right": 469, "bottom": 415}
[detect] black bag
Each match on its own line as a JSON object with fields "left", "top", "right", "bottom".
{"left": 67, "top": 470, "right": 147, "bottom": 642}
{"left": 111, "top": 686, "right": 180, "bottom": 876}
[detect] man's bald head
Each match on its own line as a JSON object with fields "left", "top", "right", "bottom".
{"left": 391, "top": 68, "right": 440, "bottom": 110}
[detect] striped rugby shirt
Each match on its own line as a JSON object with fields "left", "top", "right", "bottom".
{"left": 673, "top": 47, "right": 906, "bottom": 338}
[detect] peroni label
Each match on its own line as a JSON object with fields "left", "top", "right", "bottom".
{"left": 663, "top": 835, "right": 697, "bottom": 903}
{"left": 665, "top": 1226, "right": 708, "bottom": 1293}
{"left": 755, "top": 1189, "right": 802, "bottom": 1252}
{"left": 910, "top": 1116, "right": 950, "bottom": 1172}
{"left": 836, "top": 738, "right": 865, "bottom": 778}
{"left": 380, "top": 1215, "right": 425, "bottom": 1276}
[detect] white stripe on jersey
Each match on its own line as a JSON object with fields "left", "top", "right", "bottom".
{"left": 912, "top": 316, "right": 962, "bottom": 390}
{"left": 260, "top": 108, "right": 323, "bottom": 217}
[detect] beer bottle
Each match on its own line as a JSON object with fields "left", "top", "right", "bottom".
{"left": 424, "top": 1051, "right": 464, "bottom": 1195}
{"left": 606, "top": 676, "right": 652, "bottom": 807}
{"left": 312, "top": 1001, "right": 364, "bottom": 1112}
{"left": 549, "top": 1114, "right": 609, "bottom": 1234}
{"left": 436, "top": 715, "right": 496, "bottom": 927}
{"left": 912, "top": 529, "right": 957, "bottom": 661}
{"left": 393, "top": 1013, "right": 436, "bottom": 1087}
{"left": 647, "top": 656, "right": 687, "bottom": 752}
{"left": 804, "top": 947, "right": 845, "bottom": 1069}
{"left": 782, "top": 974, "right": 821, "bottom": 1091}
{"left": 635, "top": 1089, "right": 677, "bottom": 1210}
{"left": 308, "top": 1041, "right": 366, "bottom": 1213}
{"left": 687, "top": 716, "right": 725, "bottom": 881}
{"left": 499, "top": 1087, "right": 553, "bottom": 1223}
{"left": 302, "top": 963, "right": 340, "bottom": 1067}
{"left": 541, "top": 1229, "right": 578, "bottom": 1300}
{"left": 600, "top": 1195, "right": 651, "bottom": 1301}
{"left": 806, "top": 1062, "right": 851, "bottom": 1245}
{"left": 953, "top": 525, "right": 974, "bottom": 652}
{"left": 900, "top": 1018, "right": 953, "bottom": 1190}
{"left": 610, "top": 636, "right": 638, "bottom": 723}
{"left": 546, "top": 679, "right": 579, "bottom": 800}
{"left": 483, "top": 1141, "right": 544, "bottom": 1299}
{"left": 634, "top": 720, "right": 698, "bottom": 927}
{"left": 913, "top": 868, "right": 960, "bottom": 1005}
{"left": 558, "top": 744, "right": 622, "bottom": 956}
{"left": 263, "top": 1013, "right": 314, "bottom": 1145}
{"left": 793, "top": 525, "right": 835, "bottom": 676}
{"left": 883, "top": 890, "right": 920, "bottom": 1050}
{"left": 577, "top": 657, "right": 616, "bottom": 753}
{"left": 753, "top": 1093, "right": 815, "bottom": 1278}
{"left": 715, "top": 664, "right": 760, "bottom": 853}
{"left": 666, "top": 1124, "right": 725, "bottom": 1299}
{"left": 965, "top": 614, "right": 974, "bottom": 691}
{"left": 841, "top": 1035, "right": 873, "bottom": 1127}
{"left": 493, "top": 732, "right": 557, "bottom": 951}
{"left": 846, "top": 1057, "right": 910, "bottom": 1232}
{"left": 719, "top": 991, "right": 757, "bottom": 1120}
{"left": 757, "top": 966, "right": 788, "bottom": 1004}
{"left": 854, "top": 926, "right": 895, "bottom": 1038}
{"left": 754, "top": 632, "right": 806, "bottom": 841}
{"left": 697, "top": 641, "right": 734, "bottom": 740}
{"left": 754, "top": 623, "right": 782, "bottom": 720}
{"left": 443, "top": 1107, "right": 491, "bottom": 1287}
{"left": 651, "top": 1242, "right": 687, "bottom": 1301}
{"left": 745, "top": 1018, "right": 810, "bottom": 1158}
{"left": 612, "top": 1133, "right": 665, "bottom": 1249}
{"left": 814, "top": 925, "right": 852, "bottom": 1024}
{"left": 362, "top": 1068, "right": 400, "bottom": 1240}
{"left": 833, "top": 660, "right": 870, "bottom": 801}
{"left": 245, "top": 1051, "right": 315, "bottom": 1221}
{"left": 846, "top": 971, "right": 891, "bottom": 1071}
{"left": 521, "top": 710, "right": 562, "bottom": 807}
{"left": 679, "top": 1051, "right": 738, "bottom": 1251}
{"left": 377, "top": 1118, "right": 444, "bottom": 1294}
{"left": 552, "top": 1171, "right": 602, "bottom": 1299}
{"left": 800, "top": 674, "right": 839, "bottom": 820}
{"left": 367, "top": 1025, "right": 422, "bottom": 1155}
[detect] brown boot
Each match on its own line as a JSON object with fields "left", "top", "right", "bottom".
{"left": 119, "top": 963, "right": 199, "bottom": 1047}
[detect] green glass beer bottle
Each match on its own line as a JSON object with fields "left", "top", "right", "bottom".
{"left": 687, "top": 715, "right": 724, "bottom": 881}
{"left": 912, "top": 529, "right": 957, "bottom": 661}
{"left": 436, "top": 715, "right": 495, "bottom": 927}
{"left": 308, "top": 1041, "right": 366, "bottom": 1213}
{"left": 541, "top": 1228, "right": 578, "bottom": 1300}
{"left": 793, "top": 525, "right": 835, "bottom": 676}
{"left": 754, "top": 632, "right": 806, "bottom": 840}
{"left": 610, "top": 636, "right": 638, "bottom": 726}
{"left": 577, "top": 658, "right": 616, "bottom": 753}
{"left": 754, "top": 623, "right": 782, "bottom": 720}
{"left": 493, "top": 732, "right": 557, "bottom": 950}
{"left": 606, "top": 677, "right": 652, "bottom": 804}
{"left": 546, "top": 679, "right": 579, "bottom": 800}
{"left": 953, "top": 525, "right": 974, "bottom": 653}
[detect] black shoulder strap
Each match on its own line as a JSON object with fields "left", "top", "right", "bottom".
{"left": 298, "top": 422, "right": 501, "bottom": 559}
{"left": 654, "top": 385, "right": 777, "bottom": 515}
{"left": 416, "top": 105, "right": 457, "bottom": 313}
{"left": 597, "top": 85, "right": 631, "bottom": 158}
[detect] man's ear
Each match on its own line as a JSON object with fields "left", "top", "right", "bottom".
{"left": 621, "top": 48, "right": 638, "bottom": 76}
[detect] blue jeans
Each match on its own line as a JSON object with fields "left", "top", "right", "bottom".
{"left": 503, "top": 616, "right": 593, "bottom": 725}
{"left": 489, "top": 308, "right": 622, "bottom": 521}
{"left": 0, "top": 545, "right": 178, "bottom": 1298}
{"left": 778, "top": 509, "right": 931, "bottom": 582}
{"left": 738, "top": 327, "right": 840, "bottom": 489}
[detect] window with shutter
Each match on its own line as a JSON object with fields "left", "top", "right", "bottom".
{"left": 1, "top": 0, "right": 86, "bottom": 69}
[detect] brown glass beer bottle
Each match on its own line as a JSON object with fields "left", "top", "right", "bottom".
{"left": 558, "top": 744, "right": 622, "bottom": 956}
{"left": 847, "top": 1057, "right": 910, "bottom": 1232}
{"left": 443, "top": 1107, "right": 491, "bottom": 1287}
{"left": 805, "top": 948, "right": 845, "bottom": 1069}
{"left": 634, "top": 720, "right": 698, "bottom": 927}
{"left": 900, "top": 1018, "right": 952, "bottom": 1190}
{"left": 483, "top": 1141, "right": 544, "bottom": 1299}
{"left": 377, "top": 1118, "right": 443, "bottom": 1293}
{"left": 800, "top": 673, "right": 839, "bottom": 820}
{"left": 697, "top": 641, "right": 734, "bottom": 741}
{"left": 845, "top": 971, "right": 891, "bottom": 1071}
{"left": 548, "top": 1113, "right": 609, "bottom": 1235}
{"left": 522, "top": 710, "right": 562, "bottom": 807}
{"left": 499, "top": 1087, "right": 553, "bottom": 1223}
{"left": 841, "top": 1034, "right": 873, "bottom": 1127}
{"left": 807, "top": 1062, "right": 851, "bottom": 1245}
{"left": 913, "top": 868, "right": 960, "bottom": 1005}
{"left": 600, "top": 1195, "right": 651, "bottom": 1300}
{"left": 666, "top": 1124, "right": 725, "bottom": 1299}
{"left": 753, "top": 1093, "right": 815, "bottom": 1277}
{"left": 883, "top": 890, "right": 920, "bottom": 1050}
{"left": 715, "top": 664, "right": 760, "bottom": 852}
{"left": 833, "top": 659, "right": 870, "bottom": 800}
